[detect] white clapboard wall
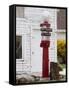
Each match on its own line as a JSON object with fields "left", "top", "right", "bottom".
{"left": 16, "top": 18, "right": 32, "bottom": 74}
{"left": 16, "top": 8, "right": 57, "bottom": 76}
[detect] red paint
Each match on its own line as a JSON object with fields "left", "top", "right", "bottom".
{"left": 42, "top": 47, "right": 49, "bottom": 77}
{"left": 40, "top": 21, "right": 50, "bottom": 28}
{"left": 44, "top": 21, "right": 48, "bottom": 24}
{"left": 40, "top": 40, "right": 50, "bottom": 78}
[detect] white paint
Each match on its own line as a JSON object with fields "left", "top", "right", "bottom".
{"left": 16, "top": 18, "right": 31, "bottom": 74}
{"left": 31, "top": 30, "right": 42, "bottom": 76}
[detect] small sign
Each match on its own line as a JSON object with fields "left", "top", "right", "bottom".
{"left": 41, "top": 32, "right": 51, "bottom": 36}
{"left": 40, "top": 28, "right": 52, "bottom": 32}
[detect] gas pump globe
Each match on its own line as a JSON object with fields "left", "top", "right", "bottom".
{"left": 40, "top": 21, "right": 52, "bottom": 78}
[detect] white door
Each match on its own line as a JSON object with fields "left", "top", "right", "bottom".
{"left": 31, "top": 30, "right": 42, "bottom": 76}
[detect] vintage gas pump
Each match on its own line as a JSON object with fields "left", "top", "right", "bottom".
{"left": 40, "top": 21, "right": 52, "bottom": 78}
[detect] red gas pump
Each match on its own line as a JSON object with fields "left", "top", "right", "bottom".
{"left": 40, "top": 21, "right": 52, "bottom": 78}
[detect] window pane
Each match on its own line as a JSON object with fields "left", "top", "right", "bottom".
{"left": 16, "top": 36, "right": 22, "bottom": 59}
{"left": 16, "top": 7, "right": 24, "bottom": 18}
{"left": 57, "top": 9, "right": 66, "bottom": 29}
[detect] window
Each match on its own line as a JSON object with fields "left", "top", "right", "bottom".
{"left": 57, "top": 9, "right": 66, "bottom": 29}
{"left": 16, "top": 36, "right": 22, "bottom": 59}
{"left": 16, "top": 7, "right": 24, "bottom": 18}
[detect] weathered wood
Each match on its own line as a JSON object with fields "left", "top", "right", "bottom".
{"left": 50, "top": 62, "right": 62, "bottom": 80}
